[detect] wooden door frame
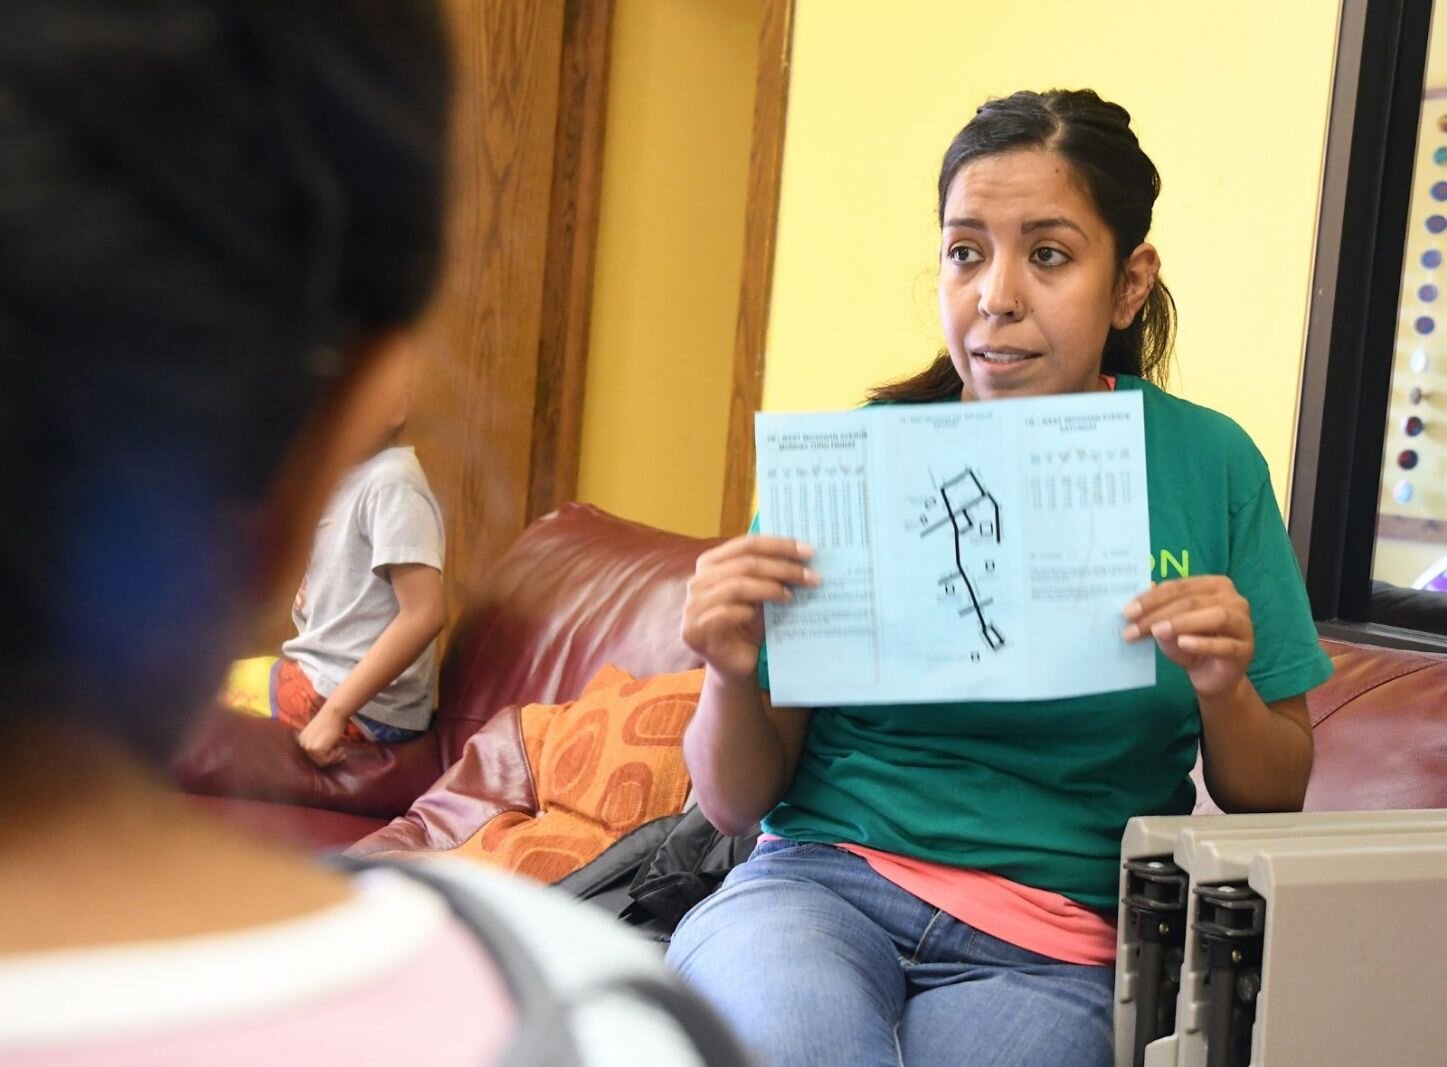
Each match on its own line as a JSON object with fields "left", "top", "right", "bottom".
{"left": 719, "top": 0, "right": 796, "bottom": 536}
{"left": 417, "top": 0, "right": 614, "bottom": 628}
{"left": 528, "top": 0, "right": 614, "bottom": 523}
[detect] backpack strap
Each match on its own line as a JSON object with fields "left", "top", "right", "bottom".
{"left": 332, "top": 856, "right": 755, "bottom": 1067}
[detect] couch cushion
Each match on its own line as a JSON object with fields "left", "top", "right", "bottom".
{"left": 433, "top": 504, "right": 718, "bottom": 767}
{"left": 1192, "top": 637, "right": 1447, "bottom": 815}
{"left": 187, "top": 794, "right": 387, "bottom": 851}
{"left": 171, "top": 706, "right": 446, "bottom": 819}
{"left": 348, "top": 666, "right": 702, "bottom": 882}
{"left": 346, "top": 703, "right": 538, "bottom": 856}
{"left": 1305, "top": 638, "right": 1447, "bottom": 810}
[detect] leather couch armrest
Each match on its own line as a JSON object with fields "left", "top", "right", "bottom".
{"left": 170, "top": 706, "right": 447, "bottom": 820}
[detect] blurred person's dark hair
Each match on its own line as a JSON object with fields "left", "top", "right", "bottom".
{"left": 0, "top": 0, "right": 451, "bottom": 757}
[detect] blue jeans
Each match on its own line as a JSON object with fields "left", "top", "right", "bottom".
{"left": 666, "top": 839, "right": 1115, "bottom": 1067}
{"left": 353, "top": 712, "right": 426, "bottom": 744}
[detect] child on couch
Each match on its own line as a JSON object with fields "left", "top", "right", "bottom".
{"left": 225, "top": 342, "right": 445, "bottom": 766}
{"left": 281, "top": 343, "right": 447, "bottom": 765}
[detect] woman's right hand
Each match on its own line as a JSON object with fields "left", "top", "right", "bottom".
{"left": 682, "top": 535, "right": 819, "bottom": 683}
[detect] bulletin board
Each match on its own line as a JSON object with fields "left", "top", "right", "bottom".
{"left": 1375, "top": 91, "right": 1447, "bottom": 567}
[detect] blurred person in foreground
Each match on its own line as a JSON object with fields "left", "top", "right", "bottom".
{"left": 0, "top": 4, "right": 746, "bottom": 1064}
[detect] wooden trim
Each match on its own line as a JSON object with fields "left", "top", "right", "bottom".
{"left": 414, "top": 0, "right": 566, "bottom": 623}
{"left": 528, "top": 0, "right": 615, "bottom": 521}
{"left": 719, "top": 0, "right": 796, "bottom": 536}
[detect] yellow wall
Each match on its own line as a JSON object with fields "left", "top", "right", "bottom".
{"left": 577, "top": 0, "right": 762, "bottom": 536}
{"left": 763, "top": 1, "right": 1343, "bottom": 510}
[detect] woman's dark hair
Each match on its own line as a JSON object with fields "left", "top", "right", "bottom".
{"left": 0, "top": 0, "right": 452, "bottom": 755}
{"left": 870, "top": 88, "right": 1176, "bottom": 404}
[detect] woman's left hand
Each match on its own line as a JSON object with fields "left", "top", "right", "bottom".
{"left": 1123, "top": 575, "right": 1254, "bottom": 699}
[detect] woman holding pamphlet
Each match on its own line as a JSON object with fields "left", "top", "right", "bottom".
{"left": 666, "top": 88, "right": 1332, "bottom": 1067}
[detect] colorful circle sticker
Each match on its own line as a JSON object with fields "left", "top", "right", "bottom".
{"left": 1436, "top": 146, "right": 1447, "bottom": 165}
{"left": 1422, "top": 284, "right": 1440, "bottom": 302}
{"left": 1410, "top": 384, "right": 1425, "bottom": 404}
{"left": 1435, "top": 181, "right": 1447, "bottom": 202}
{"left": 1416, "top": 315, "right": 1436, "bottom": 334}
{"left": 1395, "top": 480, "right": 1415, "bottom": 505}
{"left": 1404, "top": 414, "right": 1425, "bottom": 436}
{"left": 1411, "top": 349, "right": 1432, "bottom": 373}
{"left": 1426, "top": 249, "right": 1444, "bottom": 269}
{"left": 1428, "top": 215, "right": 1447, "bottom": 233}
{"left": 1399, "top": 448, "right": 1420, "bottom": 470}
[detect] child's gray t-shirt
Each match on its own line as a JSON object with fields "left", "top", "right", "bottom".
{"left": 283, "top": 446, "right": 444, "bottom": 731}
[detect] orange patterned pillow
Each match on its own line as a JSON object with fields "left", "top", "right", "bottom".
{"left": 437, "top": 665, "right": 702, "bottom": 882}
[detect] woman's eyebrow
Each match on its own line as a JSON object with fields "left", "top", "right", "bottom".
{"left": 943, "top": 215, "right": 1087, "bottom": 239}
{"left": 1021, "top": 216, "right": 1087, "bottom": 237}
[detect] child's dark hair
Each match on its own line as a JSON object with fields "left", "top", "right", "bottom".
{"left": 870, "top": 89, "right": 1176, "bottom": 404}
{"left": 0, "top": 0, "right": 451, "bottom": 756}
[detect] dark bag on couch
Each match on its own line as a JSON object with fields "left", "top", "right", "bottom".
{"left": 555, "top": 806, "right": 759, "bottom": 941}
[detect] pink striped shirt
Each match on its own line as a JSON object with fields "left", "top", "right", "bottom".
{"left": 0, "top": 869, "right": 515, "bottom": 1066}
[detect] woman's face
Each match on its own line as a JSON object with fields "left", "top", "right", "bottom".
{"left": 937, "top": 148, "right": 1157, "bottom": 401}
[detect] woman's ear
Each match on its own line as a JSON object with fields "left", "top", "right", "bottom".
{"left": 251, "top": 331, "right": 416, "bottom": 602}
{"left": 1113, "top": 243, "right": 1161, "bottom": 329}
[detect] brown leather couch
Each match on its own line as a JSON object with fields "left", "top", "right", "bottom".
{"left": 173, "top": 503, "right": 720, "bottom": 848}
{"left": 173, "top": 503, "right": 1447, "bottom": 850}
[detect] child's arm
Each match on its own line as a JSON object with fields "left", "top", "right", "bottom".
{"left": 296, "top": 563, "right": 446, "bottom": 766}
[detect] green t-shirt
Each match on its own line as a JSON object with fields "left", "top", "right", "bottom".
{"left": 757, "top": 375, "right": 1333, "bottom": 909}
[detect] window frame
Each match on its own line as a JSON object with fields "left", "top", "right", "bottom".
{"left": 1290, "top": 0, "right": 1446, "bottom": 651}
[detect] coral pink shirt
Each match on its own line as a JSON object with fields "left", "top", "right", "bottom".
{"left": 758, "top": 835, "right": 1117, "bottom": 966}
{"left": 836, "top": 843, "right": 1117, "bottom": 966}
